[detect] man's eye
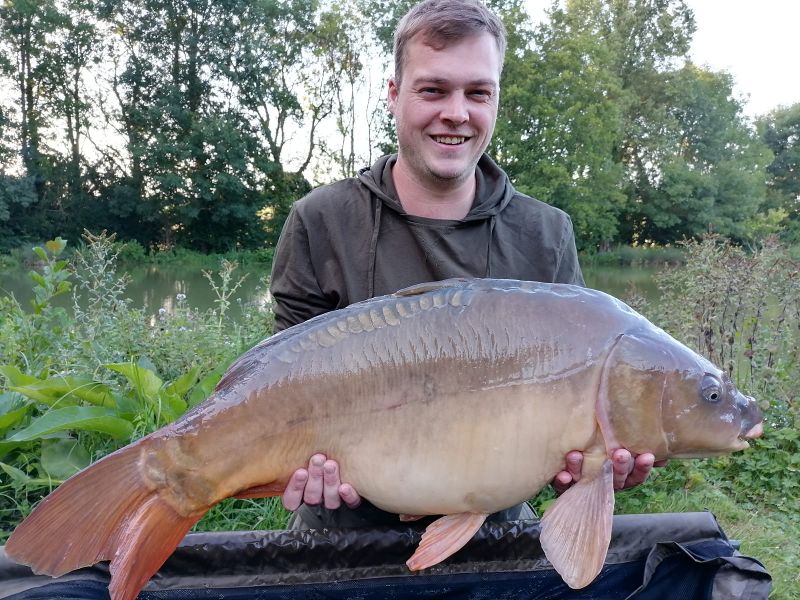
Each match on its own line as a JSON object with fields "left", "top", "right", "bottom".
{"left": 420, "top": 88, "right": 442, "bottom": 95}
{"left": 470, "top": 90, "right": 492, "bottom": 99}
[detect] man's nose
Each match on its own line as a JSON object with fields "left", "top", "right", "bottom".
{"left": 441, "top": 93, "right": 469, "bottom": 124}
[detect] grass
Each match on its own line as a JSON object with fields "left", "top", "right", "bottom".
{"left": 614, "top": 465, "right": 799, "bottom": 599}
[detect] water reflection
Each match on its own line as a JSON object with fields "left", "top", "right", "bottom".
{"left": 1, "top": 263, "right": 651, "bottom": 318}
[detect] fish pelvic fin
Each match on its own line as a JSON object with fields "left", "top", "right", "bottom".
{"left": 108, "top": 493, "right": 203, "bottom": 600}
{"left": 5, "top": 441, "right": 205, "bottom": 600}
{"left": 540, "top": 457, "right": 615, "bottom": 589}
{"left": 406, "top": 512, "right": 488, "bottom": 571}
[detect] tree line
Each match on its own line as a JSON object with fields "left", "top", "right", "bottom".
{"left": 0, "top": 0, "right": 798, "bottom": 253}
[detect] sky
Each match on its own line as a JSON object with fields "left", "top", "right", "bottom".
{"left": 524, "top": 0, "right": 800, "bottom": 118}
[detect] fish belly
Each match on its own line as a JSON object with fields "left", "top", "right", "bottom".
{"left": 318, "top": 380, "right": 597, "bottom": 516}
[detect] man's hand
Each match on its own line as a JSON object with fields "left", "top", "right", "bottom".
{"left": 281, "top": 453, "right": 361, "bottom": 511}
{"left": 552, "top": 449, "right": 668, "bottom": 495}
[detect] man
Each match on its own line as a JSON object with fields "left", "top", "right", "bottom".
{"left": 270, "top": 0, "right": 658, "bottom": 529}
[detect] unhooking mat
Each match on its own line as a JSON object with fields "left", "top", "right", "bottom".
{"left": 0, "top": 512, "right": 771, "bottom": 599}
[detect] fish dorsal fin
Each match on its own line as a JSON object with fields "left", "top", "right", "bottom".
{"left": 406, "top": 512, "right": 488, "bottom": 570}
{"left": 540, "top": 455, "right": 615, "bottom": 589}
{"left": 394, "top": 278, "right": 472, "bottom": 297}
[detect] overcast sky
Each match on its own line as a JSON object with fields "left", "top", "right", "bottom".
{"left": 525, "top": 0, "right": 800, "bottom": 118}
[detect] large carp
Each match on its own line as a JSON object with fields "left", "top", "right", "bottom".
{"left": 6, "top": 279, "right": 763, "bottom": 600}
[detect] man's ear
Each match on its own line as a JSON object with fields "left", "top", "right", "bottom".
{"left": 387, "top": 77, "right": 399, "bottom": 114}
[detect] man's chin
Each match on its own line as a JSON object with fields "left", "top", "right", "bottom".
{"left": 425, "top": 160, "right": 477, "bottom": 184}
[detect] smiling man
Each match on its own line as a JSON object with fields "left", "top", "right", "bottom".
{"left": 269, "top": 0, "right": 657, "bottom": 530}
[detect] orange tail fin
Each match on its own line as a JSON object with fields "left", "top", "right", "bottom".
{"left": 5, "top": 441, "right": 205, "bottom": 600}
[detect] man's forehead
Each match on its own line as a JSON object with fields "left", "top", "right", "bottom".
{"left": 403, "top": 33, "right": 502, "bottom": 84}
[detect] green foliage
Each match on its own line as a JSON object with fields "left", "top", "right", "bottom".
{"left": 581, "top": 243, "right": 685, "bottom": 266}
{"left": 0, "top": 233, "right": 274, "bottom": 540}
{"left": 758, "top": 103, "right": 800, "bottom": 243}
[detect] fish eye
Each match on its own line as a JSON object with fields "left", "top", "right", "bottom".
{"left": 701, "top": 375, "right": 722, "bottom": 403}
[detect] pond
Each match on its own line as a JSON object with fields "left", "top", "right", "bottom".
{"left": 0, "top": 262, "right": 661, "bottom": 318}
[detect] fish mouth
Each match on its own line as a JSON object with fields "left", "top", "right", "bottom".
{"left": 742, "top": 422, "right": 763, "bottom": 440}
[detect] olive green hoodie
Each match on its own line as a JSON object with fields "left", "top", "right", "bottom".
{"left": 271, "top": 154, "right": 584, "bottom": 333}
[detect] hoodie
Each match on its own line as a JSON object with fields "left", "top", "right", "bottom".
{"left": 271, "top": 154, "right": 584, "bottom": 333}
{"left": 269, "top": 154, "right": 585, "bottom": 529}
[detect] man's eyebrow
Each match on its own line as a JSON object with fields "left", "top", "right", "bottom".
{"left": 412, "top": 77, "right": 497, "bottom": 88}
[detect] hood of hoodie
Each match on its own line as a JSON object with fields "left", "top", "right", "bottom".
{"left": 357, "top": 154, "right": 515, "bottom": 223}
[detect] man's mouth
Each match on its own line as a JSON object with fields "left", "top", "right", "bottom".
{"left": 432, "top": 135, "right": 468, "bottom": 145}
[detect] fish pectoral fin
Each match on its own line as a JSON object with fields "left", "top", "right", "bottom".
{"left": 540, "top": 458, "right": 615, "bottom": 589}
{"left": 233, "top": 481, "right": 286, "bottom": 499}
{"left": 406, "top": 512, "right": 488, "bottom": 571}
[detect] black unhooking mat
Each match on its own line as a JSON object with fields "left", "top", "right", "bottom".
{"left": 0, "top": 512, "right": 771, "bottom": 600}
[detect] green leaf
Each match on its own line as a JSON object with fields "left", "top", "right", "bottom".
{"left": 0, "top": 461, "right": 33, "bottom": 486}
{"left": 7, "top": 375, "right": 111, "bottom": 407}
{"left": 188, "top": 368, "right": 223, "bottom": 407}
{"left": 0, "top": 462, "right": 62, "bottom": 490}
{"left": 165, "top": 367, "right": 200, "bottom": 398}
{"left": 0, "top": 393, "right": 31, "bottom": 430}
{"left": 105, "top": 362, "right": 163, "bottom": 403}
{"left": 53, "top": 259, "right": 69, "bottom": 273}
{"left": 33, "top": 246, "right": 48, "bottom": 262}
{"left": 0, "top": 366, "right": 39, "bottom": 387}
{"left": 158, "top": 391, "right": 187, "bottom": 423}
{"left": 28, "top": 271, "right": 47, "bottom": 288}
{"left": 7, "top": 407, "right": 133, "bottom": 441}
{"left": 40, "top": 438, "right": 91, "bottom": 479}
{"left": 9, "top": 383, "right": 77, "bottom": 406}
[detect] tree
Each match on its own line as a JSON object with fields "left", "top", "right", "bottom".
{"left": 758, "top": 103, "right": 800, "bottom": 241}
{"left": 493, "top": 0, "right": 626, "bottom": 251}
{"left": 628, "top": 66, "right": 770, "bottom": 244}
{"left": 0, "top": 0, "right": 63, "bottom": 239}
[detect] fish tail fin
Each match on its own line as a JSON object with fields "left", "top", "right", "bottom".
{"left": 5, "top": 442, "right": 204, "bottom": 600}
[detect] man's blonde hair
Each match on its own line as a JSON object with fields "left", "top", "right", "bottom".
{"left": 393, "top": 0, "right": 507, "bottom": 86}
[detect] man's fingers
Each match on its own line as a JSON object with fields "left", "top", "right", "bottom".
{"left": 622, "top": 452, "right": 655, "bottom": 489}
{"left": 552, "top": 451, "right": 583, "bottom": 495}
{"left": 552, "top": 470, "right": 573, "bottom": 495}
{"left": 322, "top": 460, "right": 342, "bottom": 509}
{"left": 565, "top": 451, "right": 583, "bottom": 481}
{"left": 339, "top": 483, "right": 362, "bottom": 509}
{"left": 282, "top": 469, "right": 308, "bottom": 511}
{"left": 302, "top": 453, "right": 326, "bottom": 505}
{"left": 612, "top": 448, "right": 633, "bottom": 490}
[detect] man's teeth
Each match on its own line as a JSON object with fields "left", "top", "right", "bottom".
{"left": 434, "top": 136, "right": 466, "bottom": 145}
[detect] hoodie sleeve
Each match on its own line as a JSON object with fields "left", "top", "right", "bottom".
{"left": 270, "top": 205, "right": 334, "bottom": 332}
{"left": 555, "top": 215, "right": 586, "bottom": 287}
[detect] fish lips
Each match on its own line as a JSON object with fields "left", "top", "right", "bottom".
{"left": 737, "top": 392, "right": 764, "bottom": 443}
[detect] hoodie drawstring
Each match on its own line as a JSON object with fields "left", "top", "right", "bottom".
{"left": 368, "top": 200, "right": 382, "bottom": 298}
{"left": 485, "top": 215, "right": 496, "bottom": 277}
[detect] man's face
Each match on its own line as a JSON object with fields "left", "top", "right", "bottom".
{"left": 388, "top": 32, "right": 501, "bottom": 188}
